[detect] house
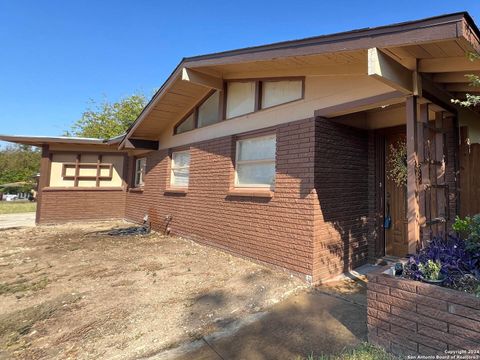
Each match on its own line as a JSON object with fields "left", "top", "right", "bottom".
{"left": 2, "top": 12, "right": 480, "bottom": 283}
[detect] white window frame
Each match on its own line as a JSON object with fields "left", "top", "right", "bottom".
{"left": 235, "top": 134, "right": 276, "bottom": 189}
{"left": 134, "top": 157, "right": 146, "bottom": 187}
{"left": 170, "top": 150, "right": 190, "bottom": 188}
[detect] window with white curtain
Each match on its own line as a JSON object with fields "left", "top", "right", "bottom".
{"left": 235, "top": 135, "right": 276, "bottom": 188}
{"left": 135, "top": 157, "right": 146, "bottom": 187}
{"left": 261, "top": 80, "right": 303, "bottom": 109}
{"left": 198, "top": 90, "right": 220, "bottom": 127}
{"left": 226, "top": 82, "right": 256, "bottom": 119}
{"left": 170, "top": 150, "right": 190, "bottom": 187}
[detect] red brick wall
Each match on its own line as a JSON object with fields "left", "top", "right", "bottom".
{"left": 313, "top": 118, "right": 370, "bottom": 280}
{"left": 38, "top": 189, "right": 126, "bottom": 224}
{"left": 367, "top": 268, "right": 480, "bottom": 357}
{"left": 125, "top": 118, "right": 318, "bottom": 280}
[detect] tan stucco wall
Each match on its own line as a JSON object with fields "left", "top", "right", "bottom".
{"left": 459, "top": 108, "right": 480, "bottom": 144}
{"left": 49, "top": 152, "right": 124, "bottom": 188}
{"left": 157, "top": 75, "right": 394, "bottom": 149}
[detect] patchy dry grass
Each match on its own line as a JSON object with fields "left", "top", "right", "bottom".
{"left": 0, "top": 201, "right": 36, "bottom": 214}
{"left": 0, "top": 221, "right": 304, "bottom": 359}
{"left": 0, "top": 293, "right": 82, "bottom": 354}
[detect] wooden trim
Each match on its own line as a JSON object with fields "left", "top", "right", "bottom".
{"left": 406, "top": 96, "right": 420, "bottom": 254}
{"left": 36, "top": 145, "right": 51, "bottom": 224}
{"left": 374, "top": 132, "right": 386, "bottom": 258}
{"left": 315, "top": 91, "right": 406, "bottom": 118}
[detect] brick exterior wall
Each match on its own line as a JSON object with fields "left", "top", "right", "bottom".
{"left": 38, "top": 189, "right": 126, "bottom": 224}
{"left": 367, "top": 268, "right": 480, "bottom": 357}
{"left": 313, "top": 118, "right": 370, "bottom": 280}
{"left": 125, "top": 118, "right": 318, "bottom": 280}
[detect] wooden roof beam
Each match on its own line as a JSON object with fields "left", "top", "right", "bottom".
{"left": 315, "top": 91, "right": 406, "bottom": 118}
{"left": 181, "top": 68, "right": 223, "bottom": 90}
{"left": 368, "top": 48, "right": 414, "bottom": 94}
{"left": 419, "top": 57, "right": 480, "bottom": 73}
{"left": 433, "top": 71, "right": 480, "bottom": 83}
{"left": 443, "top": 83, "right": 480, "bottom": 93}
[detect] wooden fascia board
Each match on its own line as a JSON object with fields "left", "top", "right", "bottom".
{"left": 181, "top": 68, "right": 223, "bottom": 90}
{"left": 314, "top": 91, "right": 406, "bottom": 118}
{"left": 368, "top": 48, "right": 414, "bottom": 94}
{"left": 183, "top": 18, "right": 463, "bottom": 68}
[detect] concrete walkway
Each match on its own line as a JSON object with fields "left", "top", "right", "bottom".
{"left": 0, "top": 212, "right": 35, "bottom": 229}
{"left": 155, "top": 287, "right": 367, "bottom": 360}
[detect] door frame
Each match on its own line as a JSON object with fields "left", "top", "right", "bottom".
{"left": 373, "top": 125, "right": 407, "bottom": 258}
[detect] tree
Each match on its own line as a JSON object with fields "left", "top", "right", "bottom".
{"left": 67, "top": 93, "right": 148, "bottom": 139}
{"left": 0, "top": 145, "right": 41, "bottom": 190}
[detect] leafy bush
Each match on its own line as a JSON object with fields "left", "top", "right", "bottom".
{"left": 453, "top": 215, "right": 480, "bottom": 255}
{"left": 403, "top": 234, "right": 480, "bottom": 296}
{"left": 418, "top": 260, "right": 442, "bottom": 280}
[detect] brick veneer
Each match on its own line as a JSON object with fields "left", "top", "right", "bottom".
{"left": 125, "top": 117, "right": 372, "bottom": 282}
{"left": 38, "top": 188, "right": 126, "bottom": 224}
{"left": 313, "top": 118, "right": 370, "bottom": 280}
{"left": 126, "top": 118, "right": 318, "bottom": 281}
{"left": 367, "top": 267, "right": 480, "bottom": 357}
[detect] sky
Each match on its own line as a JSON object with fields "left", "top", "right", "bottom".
{"left": 0, "top": 0, "right": 479, "bottom": 146}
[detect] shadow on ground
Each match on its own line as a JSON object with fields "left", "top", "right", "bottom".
{"left": 165, "top": 279, "right": 367, "bottom": 360}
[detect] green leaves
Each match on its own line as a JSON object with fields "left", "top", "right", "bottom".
{"left": 66, "top": 93, "right": 148, "bottom": 139}
{"left": 0, "top": 145, "right": 40, "bottom": 190}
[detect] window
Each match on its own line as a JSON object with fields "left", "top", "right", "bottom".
{"left": 198, "top": 90, "right": 220, "bottom": 127}
{"left": 174, "top": 90, "right": 221, "bottom": 134}
{"left": 171, "top": 150, "right": 190, "bottom": 187}
{"left": 135, "top": 157, "right": 146, "bottom": 187}
{"left": 261, "top": 80, "right": 303, "bottom": 109}
{"left": 235, "top": 135, "right": 276, "bottom": 188}
{"left": 175, "top": 113, "right": 195, "bottom": 134}
{"left": 226, "top": 82, "right": 256, "bottom": 119}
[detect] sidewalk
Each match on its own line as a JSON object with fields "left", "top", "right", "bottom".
{"left": 0, "top": 212, "right": 35, "bottom": 229}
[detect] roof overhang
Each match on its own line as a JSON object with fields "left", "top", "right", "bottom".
{"left": 119, "top": 12, "right": 480, "bottom": 148}
{"left": 0, "top": 135, "right": 109, "bottom": 147}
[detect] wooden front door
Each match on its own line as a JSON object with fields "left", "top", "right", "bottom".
{"left": 385, "top": 132, "right": 409, "bottom": 257}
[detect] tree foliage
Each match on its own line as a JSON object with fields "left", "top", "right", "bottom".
{"left": 67, "top": 93, "right": 148, "bottom": 139}
{"left": 0, "top": 145, "right": 40, "bottom": 190}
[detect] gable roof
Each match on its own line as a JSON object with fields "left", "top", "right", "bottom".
{"left": 120, "top": 11, "right": 480, "bottom": 148}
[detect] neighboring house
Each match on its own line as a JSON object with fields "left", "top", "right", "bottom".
{"left": 2, "top": 12, "right": 480, "bottom": 283}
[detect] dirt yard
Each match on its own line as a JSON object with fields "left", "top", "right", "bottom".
{"left": 0, "top": 221, "right": 304, "bottom": 359}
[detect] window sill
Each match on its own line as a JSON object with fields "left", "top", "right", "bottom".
{"left": 129, "top": 187, "right": 144, "bottom": 193}
{"left": 164, "top": 187, "right": 188, "bottom": 195}
{"left": 227, "top": 188, "right": 274, "bottom": 198}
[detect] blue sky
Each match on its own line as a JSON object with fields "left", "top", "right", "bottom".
{"left": 0, "top": 0, "right": 479, "bottom": 144}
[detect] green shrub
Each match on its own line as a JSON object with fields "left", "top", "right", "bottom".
{"left": 453, "top": 214, "right": 480, "bottom": 253}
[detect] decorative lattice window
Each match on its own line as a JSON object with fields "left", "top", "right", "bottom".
{"left": 61, "top": 154, "right": 113, "bottom": 187}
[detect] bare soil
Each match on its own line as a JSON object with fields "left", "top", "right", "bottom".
{"left": 0, "top": 221, "right": 304, "bottom": 359}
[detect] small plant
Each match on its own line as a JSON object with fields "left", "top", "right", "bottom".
{"left": 418, "top": 260, "right": 442, "bottom": 280}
